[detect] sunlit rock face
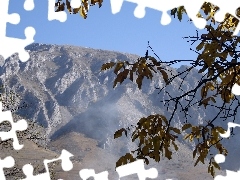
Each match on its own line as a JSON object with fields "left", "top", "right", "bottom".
{"left": 0, "top": 43, "right": 240, "bottom": 171}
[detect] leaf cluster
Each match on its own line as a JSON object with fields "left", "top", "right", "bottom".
{"left": 55, "top": 0, "right": 103, "bottom": 19}
{"left": 182, "top": 124, "right": 227, "bottom": 177}
{"left": 101, "top": 56, "right": 169, "bottom": 89}
{"left": 114, "top": 114, "right": 180, "bottom": 167}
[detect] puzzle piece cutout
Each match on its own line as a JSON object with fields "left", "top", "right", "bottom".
{"left": 213, "top": 83, "right": 240, "bottom": 179}
{"left": 48, "top": 0, "right": 67, "bottom": 22}
{"left": 21, "top": 149, "right": 73, "bottom": 180}
{"left": 116, "top": 159, "right": 158, "bottom": 180}
{"left": 24, "top": 0, "right": 35, "bottom": 11}
{"left": 79, "top": 169, "right": 109, "bottom": 180}
{"left": 110, "top": 0, "right": 240, "bottom": 36}
{"left": 79, "top": 159, "right": 158, "bottom": 180}
{"left": 0, "top": 156, "right": 15, "bottom": 180}
{"left": 0, "top": 102, "right": 28, "bottom": 150}
{"left": 0, "top": 0, "right": 36, "bottom": 62}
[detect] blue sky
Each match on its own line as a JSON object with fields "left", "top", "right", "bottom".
{"left": 7, "top": 0, "right": 206, "bottom": 68}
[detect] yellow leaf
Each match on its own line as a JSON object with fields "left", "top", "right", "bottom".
{"left": 215, "top": 127, "right": 226, "bottom": 134}
{"left": 184, "top": 134, "right": 191, "bottom": 140}
{"left": 189, "top": 134, "right": 194, "bottom": 142}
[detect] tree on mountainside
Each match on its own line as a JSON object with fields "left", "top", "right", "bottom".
{"left": 61, "top": 0, "right": 240, "bottom": 177}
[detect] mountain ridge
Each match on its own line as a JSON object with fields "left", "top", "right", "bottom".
{"left": 0, "top": 43, "right": 239, "bottom": 174}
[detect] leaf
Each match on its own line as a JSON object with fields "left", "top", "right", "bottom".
{"left": 177, "top": 6, "right": 184, "bottom": 21}
{"left": 142, "top": 146, "right": 149, "bottom": 155}
{"left": 201, "top": 86, "right": 207, "bottom": 99}
{"left": 116, "top": 157, "right": 125, "bottom": 167}
{"left": 196, "top": 42, "right": 205, "bottom": 51}
{"left": 144, "top": 157, "right": 149, "bottom": 165}
{"left": 193, "top": 148, "right": 197, "bottom": 158}
{"left": 172, "top": 141, "right": 178, "bottom": 151}
{"left": 129, "top": 70, "right": 134, "bottom": 82}
{"left": 131, "top": 132, "right": 139, "bottom": 142}
{"left": 79, "top": 5, "right": 87, "bottom": 19}
{"left": 158, "top": 69, "right": 169, "bottom": 84}
{"left": 136, "top": 75, "right": 143, "bottom": 89}
{"left": 114, "top": 62, "right": 124, "bottom": 75}
{"left": 189, "top": 134, "right": 194, "bottom": 142}
{"left": 201, "top": 98, "right": 211, "bottom": 108}
{"left": 113, "top": 69, "right": 129, "bottom": 88}
{"left": 199, "top": 154, "right": 205, "bottom": 164}
{"left": 194, "top": 156, "right": 201, "bottom": 166}
{"left": 101, "top": 62, "right": 116, "bottom": 71}
{"left": 212, "top": 162, "right": 220, "bottom": 170}
{"left": 215, "top": 127, "right": 226, "bottom": 134}
{"left": 210, "top": 97, "right": 216, "bottom": 103}
{"left": 153, "top": 151, "right": 160, "bottom": 162}
{"left": 184, "top": 134, "right": 191, "bottom": 140}
{"left": 182, "top": 123, "right": 192, "bottom": 131}
{"left": 170, "top": 127, "right": 181, "bottom": 134}
{"left": 114, "top": 128, "right": 127, "bottom": 139}
{"left": 198, "top": 64, "right": 208, "bottom": 73}
{"left": 164, "top": 147, "right": 172, "bottom": 160}
{"left": 210, "top": 166, "right": 215, "bottom": 177}
{"left": 170, "top": 8, "right": 177, "bottom": 18}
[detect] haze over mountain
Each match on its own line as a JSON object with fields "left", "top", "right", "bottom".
{"left": 0, "top": 43, "right": 239, "bottom": 179}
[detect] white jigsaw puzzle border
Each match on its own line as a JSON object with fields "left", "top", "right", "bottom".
{"left": 110, "top": 0, "right": 240, "bottom": 36}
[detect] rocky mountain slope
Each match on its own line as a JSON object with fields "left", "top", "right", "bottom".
{"left": 0, "top": 43, "right": 239, "bottom": 178}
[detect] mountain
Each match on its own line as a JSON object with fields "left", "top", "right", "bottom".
{"left": 0, "top": 43, "right": 238, "bottom": 178}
